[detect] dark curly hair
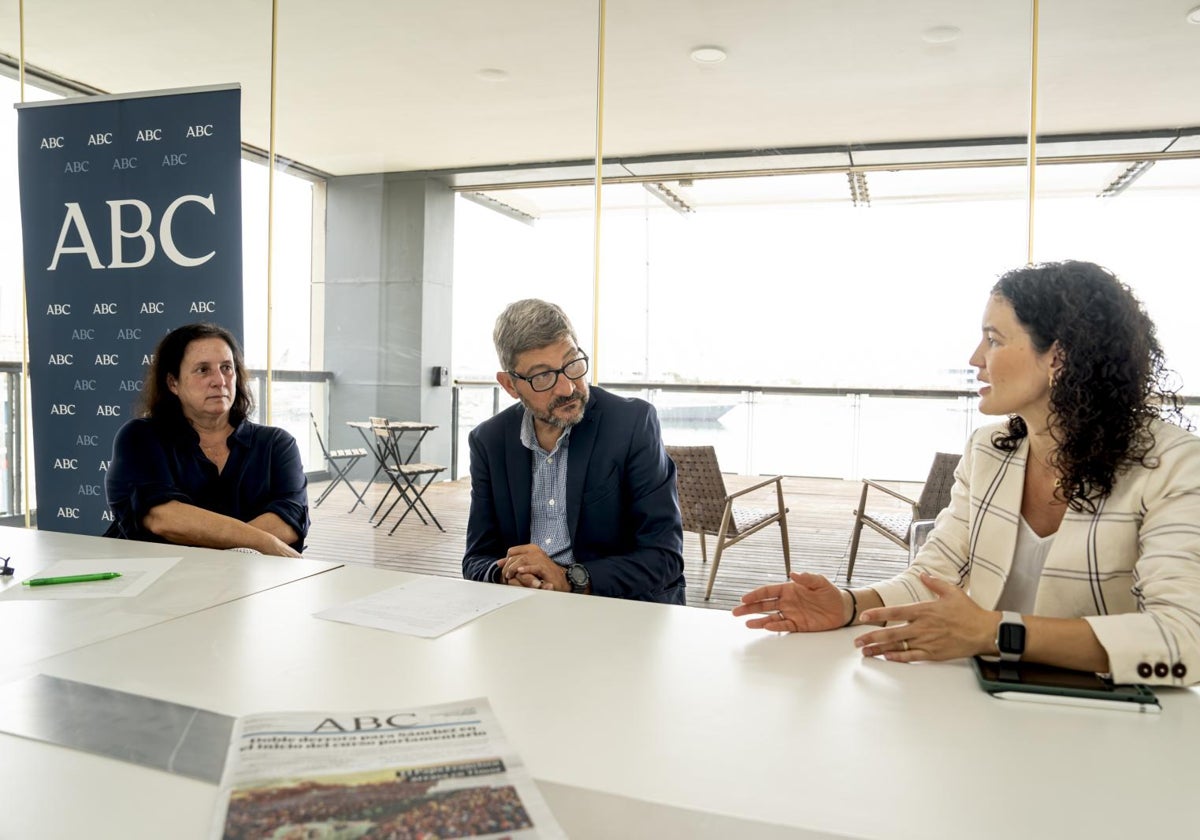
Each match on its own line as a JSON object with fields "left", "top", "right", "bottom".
{"left": 990, "top": 260, "right": 1186, "bottom": 512}
{"left": 140, "top": 322, "right": 254, "bottom": 426}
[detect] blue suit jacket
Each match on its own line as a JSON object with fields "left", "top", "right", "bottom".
{"left": 463, "top": 386, "right": 686, "bottom": 604}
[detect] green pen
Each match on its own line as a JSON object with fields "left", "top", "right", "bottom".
{"left": 22, "top": 572, "right": 122, "bottom": 587}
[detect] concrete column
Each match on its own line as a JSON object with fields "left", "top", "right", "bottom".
{"left": 323, "top": 174, "right": 454, "bottom": 474}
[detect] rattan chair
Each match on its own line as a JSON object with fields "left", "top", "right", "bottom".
{"left": 666, "top": 445, "right": 791, "bottom": 601}
{"left": 845, "top": 452, "right": 961, "bottom": 583}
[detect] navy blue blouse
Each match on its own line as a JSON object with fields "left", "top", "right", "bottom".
{"left": 104, "top": 416, "right": 309, "bottom": 550}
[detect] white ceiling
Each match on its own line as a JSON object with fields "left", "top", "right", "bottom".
{"left": 2, "top": 1, "right": 1199, "bottom": 178}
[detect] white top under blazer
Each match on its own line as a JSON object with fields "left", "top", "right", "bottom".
{"left": 872, "top": 419, "right": 1200, "bottom": 686}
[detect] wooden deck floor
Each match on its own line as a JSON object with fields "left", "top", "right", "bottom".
{"left": 304, "top": 474, "right": 924, "bottom": 613}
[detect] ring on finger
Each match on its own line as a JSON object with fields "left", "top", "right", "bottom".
{"left": 901, "top": 639, "right": 910, "bottom": 652}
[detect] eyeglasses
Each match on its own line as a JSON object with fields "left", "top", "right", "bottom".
{"left": 509, "top": 354, "right": 589, "bottom": 393}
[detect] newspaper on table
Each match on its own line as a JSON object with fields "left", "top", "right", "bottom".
{"left": 210, "top": 697, "right": 564, "bottom": 839}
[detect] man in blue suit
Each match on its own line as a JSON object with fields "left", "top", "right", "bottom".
{"left": 463, "top": 299, "right": 686, "bottom": 605}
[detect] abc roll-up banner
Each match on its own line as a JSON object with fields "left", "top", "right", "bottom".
{"left": 16, "top": 85, "right": 243, "bottom": 535}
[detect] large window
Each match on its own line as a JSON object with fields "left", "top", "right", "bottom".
{"left": 0, "top": 75, "right": 59, "bottom": 361}
{"left": 240, "top": 161, "right": 316, "bottom": 371}
{"left": 452, "top": 152, "right": 1200, "bottom": 480}
{"left": 1034, "top": 158, "right": 1200, "bottom": 381}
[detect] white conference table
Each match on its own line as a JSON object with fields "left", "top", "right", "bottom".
{"left": 0, "top": 524, "right": 340, "bottom": 682}
{"left": 2, "top": 561, "right": 1197, "bottom": 839}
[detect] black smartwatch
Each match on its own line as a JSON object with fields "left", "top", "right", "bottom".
{"left": 565, "top": 563, "right": 590, "bottom": 593}
{"left": 995, "top": 611, "right": 1027, "bottom": 662}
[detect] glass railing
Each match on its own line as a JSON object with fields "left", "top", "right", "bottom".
{"left": 245, "top": 369, "right": 335, "bottom": 474}
{"left": 0, "top": 365, "right": 335, "bottom": 519}
{"left": 450, "top": 380, "right": 1200, "bottom": 483}
{"left": 449, "top": 381, "right": 982, "bottom": 482}
{"left": 6, "top": 367, "right": 1199, "bottom": 517}
{"left": 1, "top": 362, "right": 22, "bottom": 518}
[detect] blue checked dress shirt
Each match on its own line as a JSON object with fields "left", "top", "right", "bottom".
{"left": 520, "top": 410, "right": 575, "bottom": 567}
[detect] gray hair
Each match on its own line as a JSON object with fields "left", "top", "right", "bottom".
{"left": 493, "top": 299, "right": 579, "bottom": 371}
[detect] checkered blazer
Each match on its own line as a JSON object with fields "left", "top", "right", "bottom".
{"left": 872, "top": 419, "right": 1200, "bottom": 686}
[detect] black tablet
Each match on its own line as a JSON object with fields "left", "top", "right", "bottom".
{"left": 971, "top": 656, "right": 1160, "bottom": 711}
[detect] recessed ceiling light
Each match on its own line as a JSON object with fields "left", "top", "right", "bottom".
{"left": 690, "top": 46, "right": 727, "bottom": 64}
{"left": 1187, "top": 5, "right": 1200, "bottom": 24}
{"left": 921, "top": 25, "right": 961, "bottom": 44}
{"left": 476, "top": 68, "right": 509, "bottom": 82}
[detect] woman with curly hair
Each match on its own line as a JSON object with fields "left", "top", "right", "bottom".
{"left": 735, "top": 260, "right": 1200, "bottom": 686}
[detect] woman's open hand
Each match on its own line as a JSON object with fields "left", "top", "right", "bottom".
{"left": 732, "top": 572, "right": 849, "bottom": 633}
{"left": 854, "top": 572, "right": 996, "bottom": 661}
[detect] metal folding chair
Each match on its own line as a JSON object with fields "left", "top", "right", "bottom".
{"left": 376, "top": 462, "right": 447, "bottom": 534}
{"left": 365, "top": 419, "right": 446, "bottom": 533}
{"left": 310, "top": 413, "right": 369, "bottom": 510}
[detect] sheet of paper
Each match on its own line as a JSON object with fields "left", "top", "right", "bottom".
{"left": 315, "top": 576, "right": 532, "bottom": 638}
{"left": 0, "top": 556, "right": 181, "bottom": 600}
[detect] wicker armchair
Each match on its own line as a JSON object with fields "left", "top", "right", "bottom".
{"left": 666, "top": 445, "right": 791, "bottom": 600}
{"left": 845, "top": 452, "right": 961, "bottom": 583}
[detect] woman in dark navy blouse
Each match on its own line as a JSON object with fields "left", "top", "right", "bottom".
{"left": 104, "top": 323, "right": 309, "bottom": 556}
